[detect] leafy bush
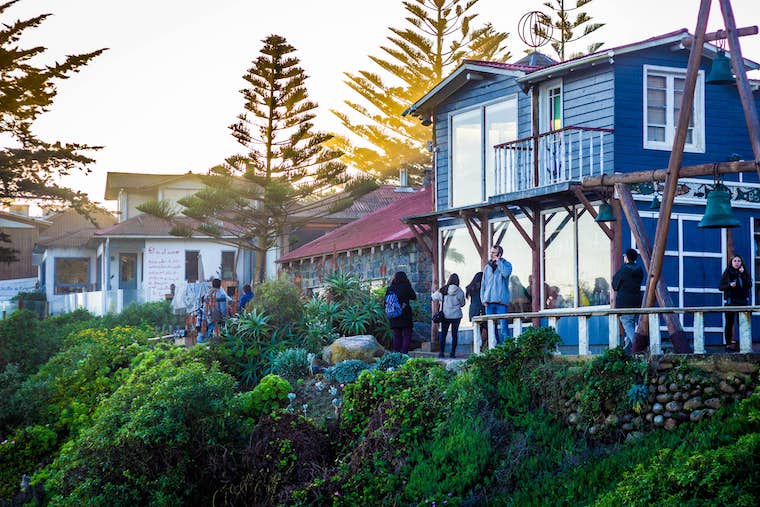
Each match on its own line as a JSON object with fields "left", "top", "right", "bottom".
{"left": 270, "top": 348, "right": 311, "bottom": 380}
{"left": 0, "top": 424, "right": 57, "bottom": 499}
{"left": 10, "top": 289, "right": 46, "bottom": 301}
{"left": 323, "top": 359, "right": 370, "bottom": 384}
{"left": 240, "top": 374, "right": 292, "bottom": 418}
{"left": 375, "top": 352, "right": 409, "bottom": 372}
{"left": 101, "top": 300, "right": 176, "bottom": 331}
{"left": 251, "top": 279, "right": 304, "bottom": 334}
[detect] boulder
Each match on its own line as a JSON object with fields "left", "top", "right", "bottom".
{"left": 322, "top": 335, "right": 385, "bottom": 364}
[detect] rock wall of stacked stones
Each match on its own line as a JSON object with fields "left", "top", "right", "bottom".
{"left": 561, "top": 356, "right": 758, "bottom": 440}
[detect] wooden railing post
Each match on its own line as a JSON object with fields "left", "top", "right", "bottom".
{"left": 693, "top": 312, "right": 705, "bottom": 354}
{"left": 578, "top": 316, "right": 590, "bottom": 355}
{"left": 739, "top": 311, "right": 752, "bottom": 353}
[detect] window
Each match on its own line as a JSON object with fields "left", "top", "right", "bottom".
{"left": 54, "top": 258, "right": 90, "bottom": 294}
{"left": 221, "top": 251, "right": 235, "bottom": 280}
{"left": 450, "top": 96, "right": 518, "bottom": 207}
{"left": 643, "top": 65, "right": 704, "bottom": 152}
{"left": 185, "top": 251, "right": 199, "bottom": 282}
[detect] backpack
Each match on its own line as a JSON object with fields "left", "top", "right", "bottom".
{"left": 384, "top": 290, "right": 403, "bottom": 319}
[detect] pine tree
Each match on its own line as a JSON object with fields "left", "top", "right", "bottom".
{"left": 332, "top": 0, "right": 510, "bottom": 182}
{"left": 139, "top": 35, "right": 348, "bottom": 284}
{"left": 538, "top": 0, "right": 604, "bottom": 61}
{"left": 0, "top": 0, "right": 105, "bottom": 262}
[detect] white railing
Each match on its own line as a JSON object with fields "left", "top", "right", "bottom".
{"left": 473, "top": 306, "right": 758, "bottom": 356}
{"left": 493, "top": 126, "right": 613, "bottom": 194}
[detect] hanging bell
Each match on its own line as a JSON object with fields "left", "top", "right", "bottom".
{"left": 698, "top": 183, "right": 740, "bottom": 228}
{"left": 595, "top": 201, "right": 616, "bottom": 222}
{"left": 650, "top": 194, "right": 661, "bottom": 210}
{"left": 706, "top": 49, "right": 735, "bottom": 85}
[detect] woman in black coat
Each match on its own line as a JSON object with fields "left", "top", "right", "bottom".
{"left": 386, "top": 271, "right": 417, "bottom": 353}
{"left": 719, "top": 254, "right": 752, "bottom": 351}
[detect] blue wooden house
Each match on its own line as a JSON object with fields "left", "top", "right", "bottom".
{"left": 404, "top": 29, "right": 760, "bottom": 351}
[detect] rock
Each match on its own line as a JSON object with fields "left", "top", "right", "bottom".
{"left": 665, "top": 401, "right": 682, "bottom": 412}
{"left": 622, "top": 413, "right": 633, "bottom": 423}
{"left": 658, "top": 374, "right": 667, "bottom": 384}
{"left": 652, "top": 403, "right": 664, "bottom": 414}
{"left": 668, "top": 383, "right": 679, "bottom": 392}
{"left": 656, "top": 393, "right": 671, "bottom": 404}
{"left": 719, "top": 381, "right": 736, "bottom": 394}
{"left": 703, "top": 408, "right": 716, "bottom": 418}
{"left": 704, "top": 398, "right": 722, "bottom": 410}
{"left": 568, "top": 413, "right": 579, "bottom": 425}
{"left": 626, "top": 431, "right": 644, "bottom": 441}
{"left": 664, "top": 418, "right": 678, "bottom": 431}
{"left": 663, "top": 411, "right": 672, "bottom": 419}
{"left": 645, "top": 413, "right": 654, "bottom": 423}
{"left": 739, "top": 384, "right": 747, "bottom": 392}
{"left": 657, "top": 384, "right": 668, "bottom": 393}
{"left": 653, "top": 415, "right": 664, "bottom": 426}
{"left": 690, "top": 409, "right": 705, "bottom": 422}
{"left": 657, "top": 361, "right": 673, "bottom": 371}
{"left": 622, "top": 423, "right": 634, "bottom": 432}
{"left": 588, "top": 425, "right": 598, "bottom": 435}
{"left": 690, "top": 389, "right": 701, "bottom": 397}
{"left": 322, "top": 335, "right": 385, "bottom": 364}
{"left": 605, "top": 414, "right": 619, "bottom": 426}
{"left": 564, "top": 399, "right": 574, "bottom": 408}
{"left": 675, "top": 412, "right": 690, "bottom": 422}
{"left": 683, "top": 397, "right": 703, "bottom": 411}
{"left": 632, "top": 416, "right": 643, "bottom": 428}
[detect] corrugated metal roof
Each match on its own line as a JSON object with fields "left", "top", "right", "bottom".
{"left": 277, "top": 187, "right": 432, "bottom": 262}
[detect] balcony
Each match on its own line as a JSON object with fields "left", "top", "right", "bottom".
{"left": 493, "top": 126, "right": 613, "bottom": 195}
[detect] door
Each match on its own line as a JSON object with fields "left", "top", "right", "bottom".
{"left": 119, "top": 253, "right": 138, "bottom": 305}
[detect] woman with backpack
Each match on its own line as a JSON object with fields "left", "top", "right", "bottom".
{"left": 432, "top": 273, "right": 466, "bottom": 358}
{"left": 385, "top": 271, "right": 417, "bottom": 354}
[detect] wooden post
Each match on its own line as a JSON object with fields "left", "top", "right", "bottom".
{"left": 431, "top": 222, "right": 440, "bottom": 344}
{"left": 532, "top": 87, "right": 540, "bottom": 187}
{"left": 616, "top": 183, "right": 689, "bottom": 352}
{"left": 531, "top": 206, "right": 541, "bottom": 326}
{"left": 644, "top": 0, "right": 711, "bottom": 311}
{"left": 718, "top": 0, "right": 760, "bottom": 169}
{"left": 480, "top": 210, "right": 490, "bottom": 268}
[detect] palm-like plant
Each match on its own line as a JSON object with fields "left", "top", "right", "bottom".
{"left": 337, "top": 306, "right": 373, "bottom": 336}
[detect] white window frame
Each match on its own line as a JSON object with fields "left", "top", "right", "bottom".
{"left": 643, "top": 65, "right": 705, "bottom": 153}
{"left": 539, "top": 78, "right": 563, "bottom": 134}
{"left": 448, "top": 95, "right": 518, "bottom": 208}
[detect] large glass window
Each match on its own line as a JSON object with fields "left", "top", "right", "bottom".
{"left": 543, "top": 209, "right": 576, "bottom": 308}
{"left": 577, "top": 209, "right": 611, "bottom": 307}
{"left": 492, "top": 217, "right": 534, "bottom": 311}
{"left": 441, "top": 227, "right": 482, "bottom": 325}
{"left": 450, "top": 97, "right": 518, "bottom": 207}
{"left": 54, "top": 258, "right": 89, "bottom": 294}
{"left": 644, "top": 65, "right": 704, "bottom": 152}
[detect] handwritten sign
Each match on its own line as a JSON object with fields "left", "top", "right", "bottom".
{"left": 144, "top": 246, "right": 183, "bottom": 301}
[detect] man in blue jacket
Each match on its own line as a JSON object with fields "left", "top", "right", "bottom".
{"left": 612, "top": 248, "right": 644, "bottom": 353}
{"left": 481, "top": 244, "right": 512, "bottom": 344}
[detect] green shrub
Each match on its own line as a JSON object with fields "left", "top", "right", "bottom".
{"left": 10, "top": 289, "right": 46, "bottom": 301}
{"left": 270, "top": 348, "right": 311, "bottom": 380}
{"left": 241, "top": 374, "right": 292, "bottom": 418}
{"left": 375, "top": 352, "right": 409, "bottom": 372}
{"left": 323, "top": 359, "right": 370, "bottom": 384}
{"left": 101, "top": 300, "right": 175, "bottom": 331}
{"left": 0, "top": 424, "right": 57, "bottom": 499}
{"left": 251, "top": 279, "right": 304, "bottom": 334}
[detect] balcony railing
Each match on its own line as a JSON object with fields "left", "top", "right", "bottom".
{"left": 493, "top": 126, "right": 614, "bottom": 195}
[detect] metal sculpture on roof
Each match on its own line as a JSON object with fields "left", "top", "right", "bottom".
{"left": 518, "top": 11, "right": 552, "bottom": 50}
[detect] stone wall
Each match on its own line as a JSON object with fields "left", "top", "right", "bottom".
{"left": 279, "top": 240, "right": 432, "bottom": 299}
{"left": 560, "top": 355, "right": 758, "bottom": 440}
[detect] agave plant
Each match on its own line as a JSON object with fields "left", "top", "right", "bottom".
{"left": 323, "top": 271, "right": 364, "bottom": 304}
{"left": 337, "top": 306, "right": 373, "bottom": 336}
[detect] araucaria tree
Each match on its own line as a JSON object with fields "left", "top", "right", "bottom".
{"left": 0, "top": 0, "right": 105, "bottom": 260}
{"left": 332, "top": 0, "right": 510, "bottom": 182}
{"left": 538, "top": 0, "right": 604, "bottom": 61}
{"left": 140, "top": 34, "right": 347, "bottom": 284}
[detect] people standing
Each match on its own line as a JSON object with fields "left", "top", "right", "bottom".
{"left": 238, "top": 283, "right": 254, "bottom": 312}
{"left": 432, "top": 274, "right": 466, "bottom": 358}
{"left": 719, "top": 254, "right": 751, "bottom": 352}
{"left": 480, "top": 244, "right": 513, "bottom": 344}
{"left": 207, "top": 278, "right": 232, "bottom": 338}
{"left": 612, "top": 248, "right": 644, "bottom": 353}
{"left": 466, "top": 272, "right": 487, "bottom": 350}
{"left": 386, "top": 271, "right": 417, "bottom": 354}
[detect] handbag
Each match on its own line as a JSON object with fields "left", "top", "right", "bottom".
{"left": 432, "top": 310, "right": 445, "bottom": 323}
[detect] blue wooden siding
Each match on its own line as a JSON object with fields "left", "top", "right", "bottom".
{"left": 433, "top": 74, "right": 528, "bottom": 210}
{"left": 614, "top": 46, "right": 758, "bottom": 183}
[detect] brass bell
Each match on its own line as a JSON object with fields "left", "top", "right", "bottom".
{"left": 698, "top": 183, "right": 740, "bottom": 228}
{"left": 595, "top": 201, "right": 616, "bottom": 222}
{"left": 706, "top": 49, "right": 735, "bottom": 85}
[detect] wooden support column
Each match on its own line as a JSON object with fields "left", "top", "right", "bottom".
{"left": 611, "top": 197, "right": 623, "bottom": 307}
{"left": 616, "top": 183, "right": 690, "bottom": 353}
{"left": 644, "top": 0, "right": 711, "bottom": 311}
{"left": 719, "top": 0, "right": 760, "bottom": 168}
{"left": 480, "top": 210, "right": 490, "bottom": 268}
{"left": 532, "top": 87, "right": 540, "bottom": 187}
{"left": 531, "top": 206, "right": 541, "bottom": 324}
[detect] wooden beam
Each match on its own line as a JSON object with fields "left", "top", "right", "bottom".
{"left": 680, "top": 25, "right": 758, "bottom": 44}
{"left": 462, "top": 214, "right": 482, "bottom": 254}
{"left": 518, "top": 206, "right": 534, "bottom": 223}
{"left": 644, "top": 0, "right": 711, "bottom": 311}
{"left": 719, "top": 0, "right": 760, "bottom": 168}
{"left": 582, "top": 160, "right": 756, "bottom": 187}
{"left": 571, "top": 187, "right": 613, "bottom": 240}
{"left": 479, "top": 211, "right": 489, "bottom": 269}
{"left": 502, "top": 206, "right": 534, "bottom": 249}
{"left": 408, "top": 224, "right": 433, "bottom": 259}
{"left": 616, "top": 183, "right": 689, "bottom": 353}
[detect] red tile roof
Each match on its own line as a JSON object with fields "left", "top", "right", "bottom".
{"left": 277, "top": 187, "right": 432, "bottom": 262}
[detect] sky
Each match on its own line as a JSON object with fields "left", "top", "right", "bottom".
{"left": 6, "top": 0, "right": 760, "bottom": 206}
